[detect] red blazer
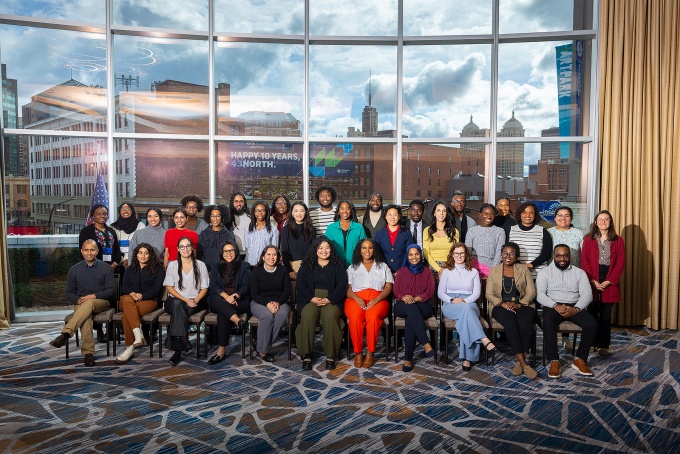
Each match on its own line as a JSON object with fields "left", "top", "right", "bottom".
{"left": 581, "top": 236, "right": 625, "bottom": 303}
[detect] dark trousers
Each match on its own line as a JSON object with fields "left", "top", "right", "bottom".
{"left": 542, "top": 305, "right": 597, "bottom": 362}
{"left": 491, "top": 305, "right": 536, "bottom": 355}
{"left": 588, "top": 300, "right": 613, "bottom": 349}
{"left": 164, "top": 296, "right": 205, "bottom": 352}
{"left": 394, "top": 300, "right": 433, "bottom": 361}
{"left": 208, "top": 294, "right": 247, "bottom": 347}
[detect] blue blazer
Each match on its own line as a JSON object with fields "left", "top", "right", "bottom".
{"left": 374, "top": 226, "right": 412, "bottom": 273}
{"left": 325, "top": 221, "right": 367, "bottom": 267}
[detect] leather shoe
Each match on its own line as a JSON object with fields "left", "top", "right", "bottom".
{"left": 169, "top": 351, "right": 182, "bottom": 366}
{"left": 571, "top": 358, "right": 593, "bottom": 376}
{"left": 259, "top": 353, "right": 275, "bottom": 363}
{"left": 548, "top": 360, "right": 561, "bottom": 379}
{"left": 523, "top": 364, "right": 539, "bottom": 380}
{"left": 83, "top": 354, "right": 95, "bottom": 367}
{"left": 402, "top": 363, "right": 413, "bottom": 373}
{"left": 208, "top": 353, "right": 225, "bottom": 365}
{"left": 325, "top": 359, "right": 336, "bottom": 370}
{"left": 511, "top": 362, "right": 523, "bottom": 376}
{"left": 425, "top": 348, "right": 436, "bottom": 358}
{"left": 50, "top": 333, "right": 70, "bottom": 349}
{"left": 132, "top": 337, "right": 148, "bottom": 348}
{"left": 361, "top": 354, "right": 374, "bottom": 369}
{"left": 302, "top": 354, "right": 312, "bottom": 371}
{"left": 354, "top": 353, "right": 363, "bottom": 368}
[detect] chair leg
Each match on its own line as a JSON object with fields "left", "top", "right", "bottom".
{"left": 65, "top": 330, "right": 70, "bottom": 359}
{"left": 106, "top": 322, "right": 111, "bottom": 357}
{"left": 394, "top": 327, "right": 399, "bottom": 363}
{"left": 241, "top": 327, "right": 246, "bottom": 359}
{"left": 572, "top": 334, "right": 578, "bottom": 357}
{"left": 384, "top": 324, "right": 389, "bottom": 361}
{"left": 148, "top": 321, "right": 155, "bottom": 358}
{"left": 113, "top": 324, "right": 118, "bottom": 356}
{"left": 195, "top": 323, "right": 201, "bottom": 359}
{"left": 288, "top": 322, "right": 293, "bottom": 361}
{"left": 444, "top": 328, "right": 450, "bottom": 365}
{"left": 345, "top": 324, "right": 351, "bottom": 361}
{"left": 158, "top": 324, "right": 164, "bottom": 358}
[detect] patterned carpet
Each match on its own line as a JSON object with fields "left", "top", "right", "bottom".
{"left": 1, "top": 322, "right": 679, "bottom": 453}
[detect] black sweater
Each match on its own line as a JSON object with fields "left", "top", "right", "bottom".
{"left": 295, "top": 261, "right": 348, "bottom": 318}
{"left": 121, "top": 265, "right": 165, "bottom": 303}
{"left": 280, "top": 223, "right": 316, "bottom": 271}
{"left": 250, "top": 264, "right": 291, "bottom": 306}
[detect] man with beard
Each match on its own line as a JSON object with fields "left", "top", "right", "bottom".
{"left": 493, "top": 197, "right": 517, "bottom": 232}
{"left": 309, "top": 186, "right": 337, "bottom": 236}
{"left": 449, "top": 192, "right": 476, "bottom": 242}
{"left": 403, "top": 199, "right": 425, "bottom": 247}
{"left": 537, "top": 244, "right": 597, "bottom": 379}
{"left": 229, "top": 192, "right": 250, "bottom": 260}
{"left": 360, "top": 193, "right": 386, "bottom": 238}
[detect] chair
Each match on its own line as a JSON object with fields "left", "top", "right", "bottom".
{"left": 542, "top": 320, "right": 582, "bottom": 366}
{"left": 203, "top": 312, "right": 247, "bottom": 359}
{"left": 248, "top": 306, "right": 295, "bottom": 361}
{"left": 64, "top": 275, "right": 119, "bottom": 359}
{"left": 112, "top": 306, "right": 166, "bottom": 358}
{"left": 158, "top": 309, "right": 208, "bottom": 359}
{"left": 393, "top": 298, "right": 438, "bottom": 365}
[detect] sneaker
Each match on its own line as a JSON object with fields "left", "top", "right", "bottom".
{"left": 511, "top": 362, "right": 523, "bottom": 376}
{"left": 169, "top": 351, "right": 182, "bottom": 366}
{"left": 548, "top": 360, "right": 561, "bottom": 379}
{"left": 571, "top": 358, "right": 593, "bottom": 376}
{"left": 83, "top": 354, "right": 96, "bottom": 367}
{"left": 598, "top": 348, "right": 609, "bottom": 356}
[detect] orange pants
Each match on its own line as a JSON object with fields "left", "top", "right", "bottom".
{"left": 120, "top": 295, "right": 158, "bottom": 346}
{"left": 345, "top": 289, "right": 389, "bottom": 353}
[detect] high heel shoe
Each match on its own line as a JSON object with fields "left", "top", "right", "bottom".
{"left": 481, "top": 340, "right": 496, "bottom": 352}
{"left": 462, "top": 361, "right": 472, "bottom": 372}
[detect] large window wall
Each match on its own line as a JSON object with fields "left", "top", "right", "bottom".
{"left": 1, "top": 0, "right": 598, "bottom": 313}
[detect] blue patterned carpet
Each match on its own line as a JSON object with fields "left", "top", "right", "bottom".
{"left": 1, "top": 322, "right": 679, "bottom": 453}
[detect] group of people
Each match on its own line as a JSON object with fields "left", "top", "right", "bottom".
{"left": 49, "top": 189, "right": 625, "bottom": 380}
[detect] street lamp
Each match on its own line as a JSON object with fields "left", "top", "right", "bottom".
{"left": 48, "top": 197, "right": 76, "bottom": 234}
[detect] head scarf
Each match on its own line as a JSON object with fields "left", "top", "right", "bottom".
{"left": 401, "top": 243, "right": 424, "bottom": 275}
{"left": 111, "top": 203, "right": 139, "bottom": 234}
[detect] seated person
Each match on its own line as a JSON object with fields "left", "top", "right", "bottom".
{"left": 50, "top": 239, "right": 115, "bottom": 367}
{"left": 536, "top": 244, "right": 597, "bottom": 379}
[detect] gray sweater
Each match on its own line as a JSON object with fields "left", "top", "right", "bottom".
{"left": 465, "top": 225, "right": 505, "bottom": 267}
{"left": 536, "top": 263, "right": 593, "bottom": 311}
{"left": 128, "top": 224, "right": 167, "bottom": 258}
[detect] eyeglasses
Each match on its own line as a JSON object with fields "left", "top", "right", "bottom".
{"left": 274, "top": 201, "right": 287, "bottom": 206}
{"left": 555, "top": 253, "right": 570, "bottom": 258}
{"left": 185, "top": 205, "right": 198, "bottom": 209}
{"left": 253, "top": 209, "right": 266, "bottom": 213}
{"left": 222, "top": 249, "right": 236, "bottom": 254}
{"left": 452, "top": 252, "right": 466, "bottom": 256}
{"left": 501, "top": 252, "right": 517, "bottom": 257}
{"left": 178, "top": 245, "right": 193, "bottom": 250}
{"left": 596, "top": 218, "right": 611, "bottom": 223}
{"left": 452, "top": 200, "right": 465, "bottom": 204}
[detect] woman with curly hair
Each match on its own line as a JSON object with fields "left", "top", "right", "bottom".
{"left": 325, "top": 199, "right": 367, "bottom": 267}
{"left": 423, "top": 201, "right": 459, "bottom": 278}
{"left": 345, "top": 239, "right": 393, "bottom": 369}
{"left": 439, "top": 243, "right": 495, "bottom": 372}
{"left": 295, "top": 236, "right": 348, "bottom": 371}
{"left": 507, "top": 201, "right": 553, "bottom": 279}
{"left": 116, "top": 243, "right": 165, "bottom": 364}
{"left": 197, "top": 204, "right": 234, "bottom": 270}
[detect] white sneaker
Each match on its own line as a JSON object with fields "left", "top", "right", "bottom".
{"left": 116, "top": 346, "right": 135, "bottom": 364}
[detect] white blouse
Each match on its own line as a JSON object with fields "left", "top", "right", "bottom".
{"left": 347, "top": 261, "right": 394, "bottom": 292}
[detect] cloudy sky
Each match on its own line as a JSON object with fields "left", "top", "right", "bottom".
{"left": 1, "top": 0, "right": 582, "bottom": 169}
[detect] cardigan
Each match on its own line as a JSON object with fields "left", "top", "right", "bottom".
{"left": 325, "top": 220, "right": 367, "bottom": 267}
{"left": 485, "top": 263, "right": 536, "bottom": 312}
{"left": 295, "top": 261, "right": 348, "bottom": 317}
{"left": 581, "top": 236, "right": 625, "bottom": 303}
{"left": 121, "top": 265, "right": 166, "bottom": 303}
{"left": 373, "top": 226, "right": 412, "bottom": 273}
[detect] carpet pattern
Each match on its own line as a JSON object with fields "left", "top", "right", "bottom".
{"left": 1, "top": 322, "right": 679, "bottom": 453}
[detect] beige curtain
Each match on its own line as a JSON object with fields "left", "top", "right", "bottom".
{"left": 0, "top": 180, "right": 10, "bottom": 329}
{"left": 599, "top": 0, "right": 680, "bottom": 329}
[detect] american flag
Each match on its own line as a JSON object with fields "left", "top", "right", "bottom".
{"left": 86, "top": 172, "right": 110, "bottom": 225}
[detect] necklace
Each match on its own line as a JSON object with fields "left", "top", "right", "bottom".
{"left": 502, "top": 276, "right": 515, "bottom": 293}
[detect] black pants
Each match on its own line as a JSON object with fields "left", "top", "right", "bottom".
{"left": 588, "top": 264, "right": 615, "bottom": 349}
{"left": 491, "top": 305, "right": 536, "bottom": 355}
{"left": 542, "top": 305, "right": 597, "bottom": 362}
{"left": 394, "top": 300, "right": 433, "bottom": 361}
{"left": 208, "top": 294, "right": 248, "bottom": 347}
{"left": 164, "top": 296, "right": 205, "bottom": 352}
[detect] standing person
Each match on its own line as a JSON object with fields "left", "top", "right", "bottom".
{"left": 271, "top": 194, "right": 291, "bottom": 237}
{"left": 197, "top": 204, "right": 234, "bottom": 270}
{"left": 374, "top": 204, "right": 412, "bottom": 274}
{"left": 228, "top": 192, "right": 250, "bottom": 260}
{"left": 438, "top": 243, "right": 495, "bottom": 371}
{"left": 110, "top": 202, "right": 145, "bottom": 272}
{"left": 79, "top": 204, "right": 120, "bottom": 343}
{"left": 493, "top": 197, "right": 517, "bottom": 231}
{"left": 345, "top": 239, "right": 393, "bottom": 369}
{"left": 164, "top": 208, "right": 198, "bottom": 269}
{"left": 403, "top": 199, "right": 425, "bottom": 248}
{"left": 244, "top": 201, "right": 279, "bottom": 266}
{"left": 325, "top": 199, "right": 367, "bottom": 267}
{"left": 129, "top": 207, "right": 166, "bottom": 259}
{"left": 249, "top": 245, "right": 291, "bottom": 362}
{"left": 465, "top": 203, "right": 505, "bottom": 279}
{"left": 393, "top": 244, "right": 436, "bottom": 372}
{"left": 206, "top": 240, "right": 250, "bottom": 365}
{"left": 49, "top": 239, "right": 115, "bottom": 367}
{"left": 163, "top": 236, "right": 209, "bottom": 366}
{"left": 422, "top": 201, "right": 459, "bottom": 278}
{"left": 296, "top": 237, "right": 348, "bottom": 371}
{"left": 309, "top": 185, "right": 337, "bottom": 236}
{"left": 181, "top": 195, "right": 208, "bottom": 234}
{"left": 115, "top": 243, "right": 165, "bottom": 364}
{"left": 581, "top": 210, "right": 625, "bottom": 356}
{"left": 486, "top": 242, "right": 538, "bottom": 379}
{"left": 548, "top": 206, "right": 584, "bottom": 267}
{"left": 537, "top": 245, "right": 597, "bottom": 378}
{"left": 450, "top": 192, "right": 477, "bottom": 242}
{"left": 280, "top": 202, "right": 317, "bottom": 281}
{"left": 507, "top": 201, "right": 553, "bottom": 279}
{"left": 361, "top": 192, "right": 386, "bottom": 239}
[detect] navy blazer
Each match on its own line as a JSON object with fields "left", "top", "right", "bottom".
{"left": 374, "top": 226, "right": 412, "bottom": 273}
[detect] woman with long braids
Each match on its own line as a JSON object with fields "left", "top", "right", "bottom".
{"left": 163, "top": 236, "right": 209, "bottom": 366}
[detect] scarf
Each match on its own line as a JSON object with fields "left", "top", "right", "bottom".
{"left": 111, "top": 203, "right": 139, "bottom": 234}
{"left": 401, "top": 244, "right": 425, "bottom": 274}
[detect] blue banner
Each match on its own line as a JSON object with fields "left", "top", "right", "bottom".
{"left": 555, "top": 42, "right": 583, "bottom": 161}
{"left": 535, "top": 200, "right": 562, "bottom": 223}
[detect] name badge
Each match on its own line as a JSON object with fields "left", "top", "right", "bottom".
{"left": 120, "top": 239, "right": 129, "bottom": 254}
{"left": 103, "top": 247, "right": 113, "bottom": 262}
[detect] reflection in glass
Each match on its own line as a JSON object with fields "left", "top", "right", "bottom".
{"left": 113, "top": 0, "right": 208, "bottom": 31}
{"left": 0, "top": 0, "right": 105, "bottom": 24}
{"left": 113, "top": 35, "right": 209, "bottom": 134}
{"left": 216, "top": 142, "right": 303, "bottom": 202}
{"left": 403, "top": 45, "right": 491, "bottom": 138}
{"left": 403, "top": 0, "right": 492, "bottom": 35}
{"left": 310, "top": 0, "right": 397, "bottom": 36}
{"left": 309, "top": 46, "right": 396, "bottom": 138}
{"left": 215, "top": 43, "right": 304, "bottom": 136}
{"left": 498, "top": 40, "right": 585, "bottom": 137}
{"left": 499, "top": 0, "right": 576, "bottom": 34}
{"left": 214, "top": 0, "right": 303, "bottom": 34}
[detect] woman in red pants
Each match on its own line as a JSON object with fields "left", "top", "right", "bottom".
{"left": 345, "top": 239, "right": 393, "bottom": 369}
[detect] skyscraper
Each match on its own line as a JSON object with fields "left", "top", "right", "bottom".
{"left": 2, "top": 64, "right": 19, "bottom": 176}
{"left": 497, "top": 111, "right": 525, "bottom": 178}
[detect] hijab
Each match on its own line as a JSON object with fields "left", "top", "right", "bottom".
{"left": 111, "top": 203, "right": 140, "bottom": 234}
{"left": 401, "top": 244, "right": 425, "bottom": 275}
